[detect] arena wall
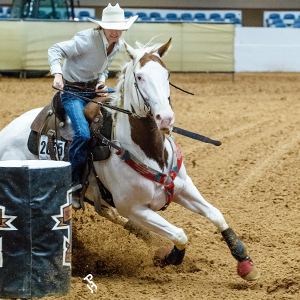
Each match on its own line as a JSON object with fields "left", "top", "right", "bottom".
{"left": 1, "top": 20, "right": 300, "bottom": 73}
{"left": 234, "top": 27, "right": 300, "bottom": 72}
{"left": 0, "top": 21, "right": 234, "bottom": 73}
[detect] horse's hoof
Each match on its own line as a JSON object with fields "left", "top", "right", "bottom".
{"left": 153, "top": 246, "right": 171, "bottom": 268}
{"left": 237, "top": 259, "right": 260, "bottom": 281}
{"left": 72, "top": 199, "right": 81, "bottom": 210}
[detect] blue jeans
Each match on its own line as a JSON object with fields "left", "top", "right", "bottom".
{"left": 61, "top": 85, "right": 114, "bottom": 183}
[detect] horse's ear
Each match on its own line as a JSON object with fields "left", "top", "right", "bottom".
{"left": 157, "top": 38, "right": 172, "bottom": 58}
{"left": 124, "top": 42, "right": 135, "bottom": 60}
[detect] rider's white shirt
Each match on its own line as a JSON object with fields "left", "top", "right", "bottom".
{"left": 48, "top": 28, "right": 123, "bottom": 83}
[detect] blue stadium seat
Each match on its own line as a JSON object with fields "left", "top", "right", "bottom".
{"left": 294, "top": 19, "right": 300, "bottom": 25}
{"left": 0, "top": 14, "right": 7, "bottom": 18}
{"left": 124, "top": 11, "right": 133, "bottom": 18}
{"left": 225, "top": 13, "right": 236, "bottom": 19}
{"left": 210, "top": 13, "right": 221, "bottom": 19}
{"left": 293, "top": 23, "right": 300, "bottom": 28}
{"left": 78, "top": 11, "right": 90, "bottom": 19}
{"left": 267, "top": 13, "right": 281, "bottom": 26}
{"left": 283, "top": 13, "right": 295, "bottom": 26}
{"left": 150, "top": 12, "right": 161, "bottom": 18}
{"left": 152, "top": 17, "right": 166, "bottom": 22}
{"left": 275, "top": 23, "right": 286, "bottom": 27}
{"left": 230, "top": 17, "right": 241, "bottom": 24}
{"left": 213, "top": 17, "right": 225, "bottom": 22}
{"left": 284, "top": 13, "right": 295, "bottom": 19}
{"left": 181, "top": 13, "right": 192, "bottom": 20}
{"left": 269, "top": 13, "right": 280, "bottom": 19}
{"left": 139, "top": 16, "right": 152, "bottom": 22}
{"left": 166, "top": 13, "right": 178, "bottom": 21}
{"left": 0, "top": 6, "right": 3, "bottom": 13}
{"left": 194, "top": 13, "right": 206, "bottom": 20}
{"left": 272, "top": 18, "right": 284, "bottom": 25}
{"left": 137, "top": 12, "right": 147, "bottom": 18}
{"left": 6, "top": 7, "right": 11, "bottom": 15}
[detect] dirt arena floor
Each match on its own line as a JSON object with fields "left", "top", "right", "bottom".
{"left": 1, "top": 72, "right": 300, "bottom": 300}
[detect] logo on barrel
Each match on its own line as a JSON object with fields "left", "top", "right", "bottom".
{"left": 0, "top": 205, "right": 17, "bottom": 231}
{"left": 52, "top": 194, "right": 72, "bottom": 268}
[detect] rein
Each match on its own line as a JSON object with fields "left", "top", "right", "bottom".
{"left": 169, "top": 82, "right": 194, "bottom": 96}
{"left": 52, "top": 86, "right": 133, "bottom": 116}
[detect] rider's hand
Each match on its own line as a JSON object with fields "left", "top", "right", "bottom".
{"left": 95, "top": 81, "right": 108, "bottom": 97}
{"left": 53, "top": 73, "right": 64, "bottom": 93}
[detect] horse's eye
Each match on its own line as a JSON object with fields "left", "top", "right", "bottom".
{"left": 137, "top": 76, "right": 142, "bottom": 80}
{"left": 168, "top": 96, "right": 171, "bottom": 102}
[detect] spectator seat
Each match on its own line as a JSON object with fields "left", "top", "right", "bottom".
{"left": 213, "top": 17, "right": 225, "bottom": 23}
{"left": 210, "top": 13, "right": 221, "bottom": 19}
{"left": 150, "top": 12, "right": 161, "bottom": 18}
{"left": 166, "top": 13, "right": 178, "bottom": 21}
{"left": 283, "top": 13, "right": 295, "bottom": 26}
{"left": 230, "top": 17, "right": 241, "bottom": 24}
{"left": 267, "top": 13, "right": 281, "bottom": 26}
{"left": 275, "top": 23, "right": 286, "bottom": 27}
{"left": 194, "top": 13, "right": 206, "bottom": 20}
{"left": 225, "top": 13, "right": 236, "bottom": 19}
{"left": 138, "top": 17, "right": 152, "bottom": 22}
{"left": 152, "top": 17, "right": 166, "bottom": 22}
{"left": 124, "top": 11, "right": 133, "bottom": 18}
{"left": 137, "top": 12, "right": 147, "bottom": 18}
{"left": 78, "top": 10, "right": 90, "bottom": 20}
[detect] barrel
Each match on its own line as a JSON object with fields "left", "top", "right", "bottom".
{"left": 0, "top": 160, "right": 72, "bottom": 299}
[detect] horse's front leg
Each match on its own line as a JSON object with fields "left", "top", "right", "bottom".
{"left": 118, "top": 204, "right": 188, "bottom": 267}
{"left": 174, "top": 175, "right": 260, "bottom": 281}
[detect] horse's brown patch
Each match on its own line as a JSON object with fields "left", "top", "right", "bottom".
{"left": 140, "top": 53, "right": 167, "bottom": 69}
{"left": 129, "top": 114, "right": 168, "bottom": 169}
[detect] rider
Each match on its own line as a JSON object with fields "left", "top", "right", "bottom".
{"left": 48, "top": 3, "right": 137, "bottom": 202}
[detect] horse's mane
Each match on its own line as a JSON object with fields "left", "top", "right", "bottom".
{"left": 109, "top": 40, "right": 165, "bottom": 112}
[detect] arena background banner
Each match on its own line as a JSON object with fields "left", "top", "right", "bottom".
{"left": 0, "top": 160, "right": 72, "bottom": 299}
{"left": 0, "top": 21, "right": 235, "bottom": 73}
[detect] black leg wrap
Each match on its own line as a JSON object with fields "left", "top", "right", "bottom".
{"left": 165, "top": 246, "right": 185, "bottom": 266}
{"left": 221, "top": 228, "right": 249, "bottom": 262}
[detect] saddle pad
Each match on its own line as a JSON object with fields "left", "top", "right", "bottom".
{"left": 28, "top": 106, "right": 113, "bottom": 162}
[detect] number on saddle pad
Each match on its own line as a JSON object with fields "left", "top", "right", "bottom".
{"left": 39, "top": 135, "right": 66, "bottom": 161}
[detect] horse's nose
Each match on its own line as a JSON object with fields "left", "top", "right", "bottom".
{"left": 155, "top": 111, "right": 175, "bottom": 129}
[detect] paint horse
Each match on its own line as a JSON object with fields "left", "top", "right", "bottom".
{"left": 0, "top": 39, "right": 259, "bottom": 281}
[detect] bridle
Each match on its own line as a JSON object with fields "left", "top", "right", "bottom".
{"left": 132, "top": 71, "right": 152, "bottom": 117}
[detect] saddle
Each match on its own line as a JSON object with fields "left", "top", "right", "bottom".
{"left": 28, "top": 92, "right": 113, "bottom": 162}
{"left": 27, "top": 92, "right": 115, "bottom": 212}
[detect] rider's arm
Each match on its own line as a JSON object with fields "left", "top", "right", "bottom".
{"left": 48, "top": 30, "right": 92, "bottom": 76}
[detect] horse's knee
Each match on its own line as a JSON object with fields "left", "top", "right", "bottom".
{"left": 172, "top": 228, "right": 188, "bottom": 250}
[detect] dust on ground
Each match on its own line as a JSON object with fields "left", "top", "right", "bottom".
{"left": 1, "top": 72, "right": 300, "bottom": 300}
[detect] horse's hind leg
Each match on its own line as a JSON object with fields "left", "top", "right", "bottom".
{"left": 174, "top": 175, "right": 260, "bottom": 281}
{"left": 85, "top": 185, "right": 155, "bottom": 243}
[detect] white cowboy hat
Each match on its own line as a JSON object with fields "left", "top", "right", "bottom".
{"left": 88, "top": 3, "right": 138, "bottom": 30}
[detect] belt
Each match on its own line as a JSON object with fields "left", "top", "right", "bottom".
{"left": 65, "top": 79, "right": 98, "bottom": 91}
